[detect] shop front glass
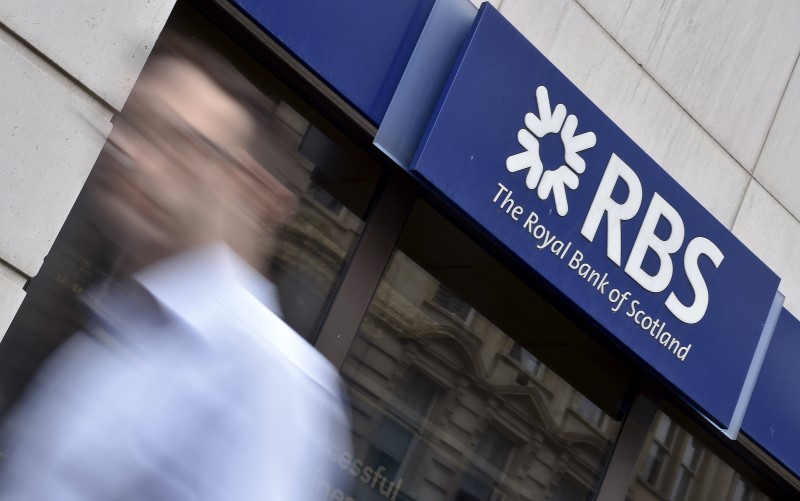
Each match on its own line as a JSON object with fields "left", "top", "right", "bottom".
{"left": 0, "top": 1, "right": 383, "bottom": 415}
{"left": 338, "top": 200, "right": 634, "bottom": 501}
{"left": 627, "top": 410, "right": 769, "bottom": 501}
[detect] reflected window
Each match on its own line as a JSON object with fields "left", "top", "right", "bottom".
{"left": 671, "top": 438, "right": 701, "bottom": 501}
{"left": 575, "top": 395, "right": 605, "bottom": 428}
{"left": 730, "top": 477, "right": 757, "bottom": 501}
{"left": 364, "top": 419, "right": 412, "bottom": 487}
{"left": 640, "top": 413, "right": 676, "bottom": 487}
{"left": 394, "top": 370, "right": 439, "bottom": 425}
{"left": 432, "top": 285, "right": 473, "bottom": 323}
{"left": 510, "top": 343, "right": 545, "bottom": 380}
{"left": 629, "top": 411, "right": 771, "bottom": 501}
{"left": 552, "top": 477, "right": 592, "bottom": 501}
{"left": 474, "top": 427, "right": 513, "bottom": 469}
{"left": 456, "top": 427, "right": 515, "bottom": 501}
{"left": 340, "top": 201, "right": 627, "bottom": 501}
{"left": 306, "top": 182, "right": 346, "bottom": 216}
{"left": 456, "top": 472, "right": 495, "bottom": 501}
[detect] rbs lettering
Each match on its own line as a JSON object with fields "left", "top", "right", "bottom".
{"left": 580, "top": 154, "right": 724, "bottom": 324}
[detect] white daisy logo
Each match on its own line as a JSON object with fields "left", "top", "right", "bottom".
{"left": 506, "top": 86, "right": 596, "bottom": 216}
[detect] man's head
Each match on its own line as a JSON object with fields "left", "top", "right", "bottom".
{"left": 92, "top": 42, "right": 295, "bottom": 272}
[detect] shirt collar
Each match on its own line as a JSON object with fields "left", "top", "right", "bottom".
{"left": 128, "top": 243, "right": 339, "bottom": 394}
{"left": 132, "top": 243, "right": 282, "bottom": 325}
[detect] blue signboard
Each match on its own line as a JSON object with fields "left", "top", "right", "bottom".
{"left": 231, "top": 0, "right": 435, "bottom": 123}
{"left": 411, "top": 5, "right": 780, "bottom": 428}
{"left": 743, "top": 309, "right": 800, "bottom": 477}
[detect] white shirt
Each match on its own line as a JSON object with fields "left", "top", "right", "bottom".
{"left": 0, "top": 244, "right": 351, "bottom": 501}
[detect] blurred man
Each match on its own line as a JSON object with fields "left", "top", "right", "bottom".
{"left": 0, "top": 37, "right": 350, "bottom": 500}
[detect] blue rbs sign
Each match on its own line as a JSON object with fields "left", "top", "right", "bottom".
{"left": 411, "top": 5, "right": 780, "bottom": 428}
{"left": 231, "top": 0, "right": 435, "bottom": 123}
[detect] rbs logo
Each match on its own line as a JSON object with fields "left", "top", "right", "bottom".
{"left": 581, "top": 155, "right": 724, "bottom": 324}
{"left": 507, "top": 86, "right": 724, "bottom": 325}
{"left": 506, "top": 86, "right": 596, "bottom": 216}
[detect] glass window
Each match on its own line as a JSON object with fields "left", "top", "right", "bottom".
{"left": 0, "top": 1, "right": 382, "bottom": 415}
{"left": 552, "top": 477, "right": 592, "bottom": 501}
{"left": 455, "top": 427, "right": 515, "bottom": 501}
{"left": 575, "top": 395, "right": 605, "bottom": 428}
{"left": 338, "top": 200, "right": 632, "bottom": 501}
{"left": 639, "top": 413, "right": 676, "bottom": 487}
{"left": 474, "top": 427, "right": 513, "bottom": 469}
{"left": 431, "top": 285, "right": 474, "bottom": 323}
{"left": 629, "top": 411, "right": 771, "bottom": 501}
{"left": 730, "top": 477, "right": 758, "bottom": 501}
{"left": 510, "top": 343, "right": 545, "bottom": 380}
{"left": 670, "top": 438, "right": 701, "bottom": 501}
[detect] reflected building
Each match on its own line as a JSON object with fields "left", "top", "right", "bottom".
{"left": 341, "top": 258, "right": 617, "bottom": 500}
{"left": 0, "top": 1, "right": 791, "bottom": 499}
{"left": 628, "top": 412, "right": 768, "bottom": 501}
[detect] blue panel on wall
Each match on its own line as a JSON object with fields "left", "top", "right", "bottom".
{"left": 375, "top": 0, "right": 477, "bottom": 168}
{"left": 743, "top": 309, "right": 800, "bottom": 477}
{"left": 231, "top": 0, "right": 435, "bottom": 124}
{"left": 411, "top": 5, "right": 780, "bottom": 427}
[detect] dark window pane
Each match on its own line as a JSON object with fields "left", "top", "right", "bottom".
{"left": 0, "top": 0, "right": 382, "bottom": 427}
{"left": 630, "top": 411, "right": 771, "bottom": 501}
{"left": 474, "top": 427, "right": 513, "bottom": 470}
{"left": 340, "top": 201, "right": 629, "bottom": 501}
{"left": 431, "top": 285, "right": 472, "bottom": 322}
{"left": 552, "top": 477, "right": 592, "bottom": 501}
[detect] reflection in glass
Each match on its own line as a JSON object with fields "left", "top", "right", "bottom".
{"left": 574, "top": 395, "right": 605, "bottom": 428}
{"left": 268, "top": 120, "right": 374, "bottom": 340}
{"left": 0, "top": 4, "right": 381, "bottom": 415}
{"left": 432, "top": 285, "right": 473, "bottom": 323}
{"left": 731, "top": 477, "right": 757, "bottom": 501}
{"left": 629, "top": 411, "right": 770, "bottom": 501}
{"left": 341, "top": 247, "right": 622, "bottom": 500}
{"left": 640, "top": 413, "right": 676, "bottom": 487}
{"left": 510, "top": 343, "right": 545, "bottom": 381}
